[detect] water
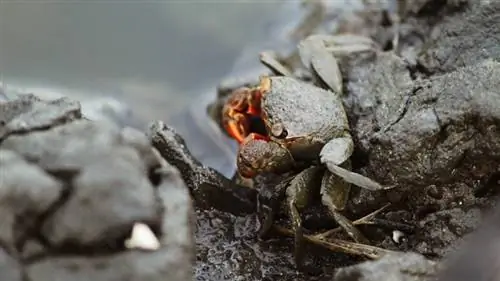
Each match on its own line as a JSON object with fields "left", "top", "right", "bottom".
{"left": 0, "top": 0, "right": 284, "bottom": 121}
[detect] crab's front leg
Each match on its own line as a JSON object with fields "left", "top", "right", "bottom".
{"left": 222, "top": 86, "right": 265, "bottom": 143}
{"left": 298, "top": 34, "right": 379, "bottom": 95}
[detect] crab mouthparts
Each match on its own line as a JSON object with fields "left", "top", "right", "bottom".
{"left": 239, "top": 167, "right": 257, "bottom": 178}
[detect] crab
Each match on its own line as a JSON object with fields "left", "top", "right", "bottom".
{"left": 221, "top": 34, "right": 391, "bottom": 270}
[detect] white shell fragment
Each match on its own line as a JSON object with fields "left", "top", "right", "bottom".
{"left": 124, "top": 223, "right": 161, "bottom": 251}
{"left": 392, "top": 230, "right": 405, "bottom": 244}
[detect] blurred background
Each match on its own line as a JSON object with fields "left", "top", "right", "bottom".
{"left": 0, "top": 0, "right": 366, "bottom": 176}
{"left": 0, "top": 1, "right": 294, "bottom": 120}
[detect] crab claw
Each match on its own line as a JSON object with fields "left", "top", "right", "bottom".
{"left": 237, "top": 134, "right": 294, "bottom": 178}
{"left": 221, "top": 87, "right": 264, "bottom": 144}
{"left": 223, "top": 113, "right": 250, "bottom": 143}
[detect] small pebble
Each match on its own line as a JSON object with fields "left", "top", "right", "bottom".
{"left": 392, "top": 230, "right": 405, "bottom": 244}
{"left": 124, "top": 223, "right": 161, "bottom": 251}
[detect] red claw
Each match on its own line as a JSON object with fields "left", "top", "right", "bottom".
{"left": 221, "top": 86, "right": 266, "bottom": 144}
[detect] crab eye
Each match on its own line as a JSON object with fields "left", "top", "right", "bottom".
{"left": 270, "top": 123, "right": 287, "bottom": 139}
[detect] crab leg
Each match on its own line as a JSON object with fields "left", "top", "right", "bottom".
{"left": 314, "top": 203, "right": 391, "bottom": 240}
{"left": 320, "top": 136, "right": 395, "bottom": 191}
{"left": 259, "top": 51, "right": 294, "bottom": 77}
{"left": 284, "top": 166, "right": 321, "bottom": 269}
{"left": 324, "top": 163, "right": 395, "bottom": 191}
{"left": 257, "top": 176, "right": 293, "bottom": 239}
{"left": 297, "top": 34, "right": 378, "bottom": 95}
{"left": 300, "top": 39, "right": 344, "bottom": 95}
{"left": 321, "top": 164, "right": 370, "bottom": 245}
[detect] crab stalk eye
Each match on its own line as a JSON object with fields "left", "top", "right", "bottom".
{"left": 270, "top": 123, "right": 288, "bottom": 139}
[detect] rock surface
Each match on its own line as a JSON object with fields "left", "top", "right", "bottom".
{"left": 418, "top": 1, "right": 500, "bottom": 75}
{"left": 343, "top": 46, "right": 500, "bottom": 259}
{"left": 333, "top": 252, "right": 439, "bottom": 281}
{"left": 148, "top": 120, "right": 257, "bottom": 216}
{"left": 0, "top": 94, "right": 194, "bottom": 281}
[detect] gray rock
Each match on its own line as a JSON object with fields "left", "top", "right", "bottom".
{"left": 344, "top": 55, "right": 500, "bottom": 256}
{"left": 0, "top": 247, "right": 24, "bottom": 281}
{"left": 0, "top": 149, "right": 63, "bottom": 252}
{"left": 0, "top": 94, "right": 195, "bottom": 281}
{"left": 333, "top": 252, "right": 439, "bottom": 281}
{"left": 343, "top": 51, "right": 414, "bottom": 152}
{"left": 367, "top": 59, "right": 500, "bottom": 193}
{"left": 27, "top": 162, "right": 195, "bottom": 281}
{"left": 0, "top": 94, "right": 81, "bottom": 141}
{"left": 40, "top": 145, "right": 161, "bottom": 248}
{"left": 2, "top": 120, "right": 122, "bottom": 173}
{"left": 414, "top": 207, "right": 482, "bottom": 257}
{"left": 418, "top": 2, "right": 500, "bottom": 74}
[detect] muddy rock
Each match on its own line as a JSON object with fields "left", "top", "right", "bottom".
{"left": 148, "top": 120, "right": 257, "bottom": 216}
{"left": 333, "top": 252, "right": 439, "bottom": 281}
{"left": 335, "top": 3, "right": 500, "bottom": 259}
{"left": 344, "top": 53, "right": 500, "bottom": 257}
{"left": 343, "top": 51, "right": 414, "bottom": 152}
{"left": 365, "top": 58, "right": 500, "bottom": 197}
{"left": 0, "top": 94, "right": 81, "bottom": 141}
{"left": 0, "top": 94, "right": 195, "bottom": 281}
{"left": 194, "top": 208, "right": 360, "bottom": 281}
{"left": 418, "top": 1, "right": 500, "bottom": 74}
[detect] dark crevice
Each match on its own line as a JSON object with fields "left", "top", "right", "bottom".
{"left": 416, "top": 0, "right": 448, "bottom": 17}
{"left": 415, "top": 0, "right": 469, "bottom": 19}
{"left": 149, "top": 166, "right": 164, "bottom": 187}
{"left": 375, "top": 86, "right": 420, "bottom": 136}
{"left": 21, "top": 271, "right": 31, "bottom": 281}
{"left": 422, "top": 252, "right": 440, "bottom": 260}
{"left": 475, "top": 172, "right": 500, "bottom": 198}
{"left": 45, "top": 170, "right": 80, "bottom": 183}
{"left": 414, "top": 59, "right": 435, "bottom": 77}
{"left": 0, "top": 114, "right": 80, "bottom": 144}
{"left": 19, "top": 184, "right": 74, "bottom": 256}
{"left": 415, "top": 204, "right": 441, "bottom": 219}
